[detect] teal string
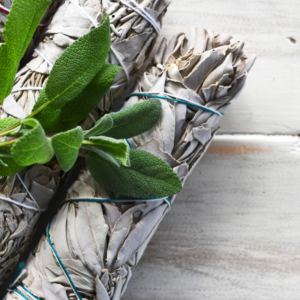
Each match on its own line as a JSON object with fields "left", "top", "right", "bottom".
{"left": 12, "top": 288, "right": 29, "bottom": 300}
{"left": 60, "top": 197, "right": 172, "bottom": 208}
{"left": 18, "top": 286, "right": 40, "bottom": 300}
{"left": 126, "top": 139, "right": 133, "bottom": 148}
{"left": 47, "top": 216, "right": 83, "bottom": 300}
{"left": 11, "top": 286, "right": 40, "bottom": 300}
{"left": 126, "top": 93, "right": 224, "bottom": 116}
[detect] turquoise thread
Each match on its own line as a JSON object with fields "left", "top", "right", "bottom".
{"left": 126, "top": 93, "right": 224, "bottom": 116}
{"left": 60, "top": 197, "right": 172, "bottom": 208}
{"left": 18, "top": 286, "right": 40, "bottom": 300}
{"left": 47, "top": 216, "right": 83, "bottom": 300}
{"left": 12, "top": 288, "right": 29, "bottom": 300}
{"left": 126, "top": 139, "right": 133, "bottom": 149}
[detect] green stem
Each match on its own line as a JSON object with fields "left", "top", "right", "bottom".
{"left": 0, "top": 101, "right": 50, "bottom": 137}
{"left": 0, "top": 139, "right": 16, "bottom": 147}
{"left": 82, "top": 140, "right": 99, "bottom": 146}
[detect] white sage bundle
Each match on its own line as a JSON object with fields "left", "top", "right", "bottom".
{"left": 1, "top": 0, "right": 171, "bottom": 122}
{"left": 0, "top": 164, "right": 61, "bottom": 285}
{"left": 4, "top": 27, "right": 256, "bottom": 300}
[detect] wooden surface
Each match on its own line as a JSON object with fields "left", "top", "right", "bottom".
{"left": 123, "top": 135, "right": 300, "bottom": 300}
{"left": 159, "top": 0, "right": 300, "bottom": 135}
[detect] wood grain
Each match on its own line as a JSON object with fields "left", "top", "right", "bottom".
{"left": 123, "top": 135, "right": 300, "bottom": 300}
{"left": 159, "top": 0, "right": 300, "bottom": 134}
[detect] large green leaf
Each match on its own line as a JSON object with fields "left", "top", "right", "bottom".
{"left": 36, "top": 63, "right": 121, "bottom": 133}
{"left": 84, "top": 114, "right": 114, "bottom": 139}
{"left": 103, "top": 99, "right": 162, "bottom": 139}
{"left": 11, "top": 119, "right": 54, "bottom": 166}
{"left": 0, "top": 0, "right": 51, "bottom": 102}
{"left": 86, "top": 149, "right": 182, "bottom": 198}
{"left": 33, "top": 13, "right": 111, "bottom": 112}
{"left": 51, "top": 126, "right": 83, "bottom": 172}
{"left": 88, "top": 136, "right": 129, "bottom": 166}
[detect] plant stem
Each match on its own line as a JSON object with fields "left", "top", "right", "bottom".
{"left": 82, "top": 140, "right": 99, "bottom": 146}
{"left": 0, "top": 101, "right": 50, "bottom": 137}
{"left": 0, "top": 139, "right": 16, "bottom": 147}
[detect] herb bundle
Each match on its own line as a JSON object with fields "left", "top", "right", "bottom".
{"left": 0, "top": 0, "right": 180, "bottom": 287}
{"left": 0, "top": 164, "right": 60, "bottom": 285}
{"left": 4, "top": 27, "right": 255, "bottom": 299}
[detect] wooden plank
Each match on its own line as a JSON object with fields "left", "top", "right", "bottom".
{"left": 158, "top": 0, "right": 300, "bottom": 134}
{"left": 123, "top": 135, "right": 300, "bottom": 299}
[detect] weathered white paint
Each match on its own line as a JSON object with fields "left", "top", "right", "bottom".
{"left": 123, "top": 135, "right": 300, "bottom": 300}
{"left": 159, "top": 0, "right": 300, "bottom": 134}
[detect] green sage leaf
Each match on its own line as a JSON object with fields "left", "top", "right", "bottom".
{"left": 0, "top": 159, "right": 8, "bottom": 167}
{"left": 36, "top": 63, "right": 121, "bottom": 133}
{"left": 0, "top": 118, "right": 20, "bottom": 132}
{"left": 33, "top": 13, "right": 111, "bottom": 112}
{"left": 0, "top": 149, "right": 12, "bottom": 168}
{"left": 103, "top": 99, "right": 162, "bottom": 139}
{"left": 52, "top": 126, "right": 83, "bottom": 172}
{"left": 0, "top": 148, "right": 12, "bottom": 158}
{"left": 88, "top": 136, "right": 129, "bottom": 166}
{"left": 86, "top": 149, "right": 183, "bottom": 198}
{"left": 84, "top": 114, "right": 114, "bottom": 139}
{"left": 0, "top": 0, "right": 51, "bottom": 102}
{"left": 11, "top": 119, "right": 54, "bottom": 166}
{"left": 0, "top": 156, "right": 24, "bottom": 176}
{"left": 83, "top": 145, "right": 121, "bottom": 168}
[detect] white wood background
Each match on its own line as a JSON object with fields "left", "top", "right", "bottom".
{"left": 123, "top": 0, "right": 300, "bottom": 299}
{"left": 124, "top": 135, "right": 300, "bottom": 299}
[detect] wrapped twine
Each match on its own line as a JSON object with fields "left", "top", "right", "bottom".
{"left": 0, "top": 0, "right": 170, "bottom": 124}
{"left": 4, "top": 28, "right": 255, "bottom": 299}
{"left": 0, "top": 163, "right": 61, "bottom": 286}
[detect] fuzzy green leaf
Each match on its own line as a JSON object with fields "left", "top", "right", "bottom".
{"left": 87, "top": 149, "right": 183, "bottom": 198}
{"left": 103, "top": 99, "right": 162, "bottom": 139}
{"left": 52, "top": 126, "right": 83, "bottom": 172}
{"left": 0, "top": 118, "right": 20, "bottom": 132}
{"left": 11, "top": 119, "right": 54, "bottom": 166}
{"left": 33, "top": 13, "right": 111, "bottom": 113}
{"left": 0, "top": 0, "right": 51, "bottom": 102}
{"left": 84, "top": 114, "right": 114, "bottom": 139}
{"left": 88, "top": 136, "right": 129, "bottom": 166}
{"left": 0, "top": 159, "right": 8, "bottom": 167}
{"left": 0, "top": 156, "right": 24, "bottom": 176}
{"left": 35, "top": 63, "right": 121, "bottom": 133}
{"left": 0, "top": 149, "right": 11, "bottom": 168}
{"left": 84, "top": 145, "right": 121, "bottom": 168}
{"left": 0, "top": 149, "right": 12, "bottom": 158}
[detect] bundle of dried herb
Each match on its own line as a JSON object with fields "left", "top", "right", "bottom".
{"left": 1, "top": 0, "right": 170, "bottom": 123}
{"left": 0, "top": 163, "right": 61, "bottom": 286}
{"left": 4, "top": 27, "right": 255, "bottom": 300}
{"left": 0, "top": 3, "right": 182, "bottom": 293}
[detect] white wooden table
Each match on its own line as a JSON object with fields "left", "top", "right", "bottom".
{"left": 123, "top": 0, "right": 300, "bottom": 298}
